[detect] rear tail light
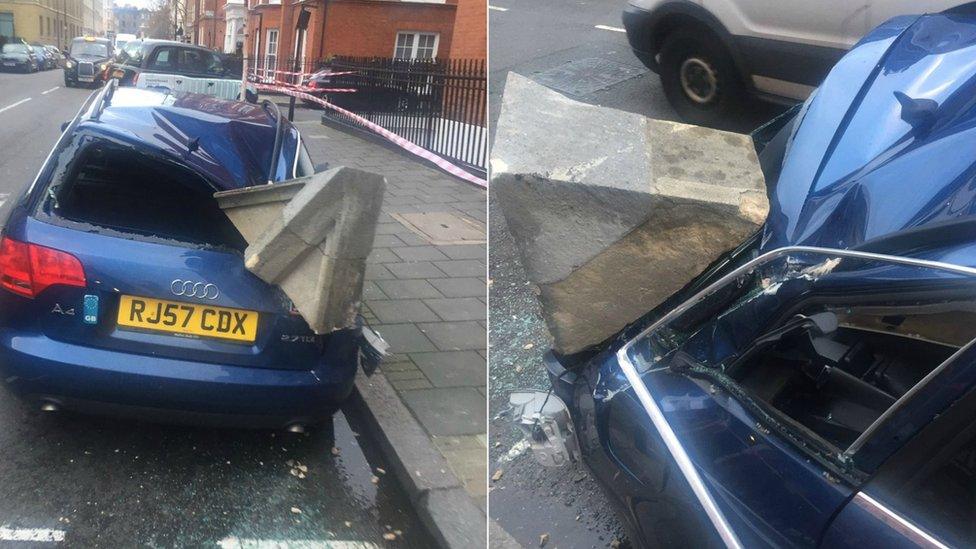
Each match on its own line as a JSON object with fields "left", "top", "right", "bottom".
{"left": 307, "top": 80, "right": 317, "bottom": 89}
{"left": 0, "top": 237, "right": 86, "bottom": 298}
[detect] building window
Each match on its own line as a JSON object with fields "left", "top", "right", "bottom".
{"left": 39, "top": 15, "right": 43, "bottom": 36}
{"left": 46, "top": 17, "right": 51, "bottom": 37}
{"left": 0, "top": 12, "right": 13, "bottom": 39}
{"left": 394, "top": 32, "right": 438, "bottom": 60}
{"left": 265, "top": 28, "right": 278, "bottom": 73}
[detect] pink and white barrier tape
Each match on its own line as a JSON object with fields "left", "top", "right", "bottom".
{"left": 256, "top": 83, "right": 487, "bottom": 188}
{"left": 263, "top": 82, "right": 358, "bottom": 93}
{"left": 249, "top": 68, "right": 356, "bottom": 79}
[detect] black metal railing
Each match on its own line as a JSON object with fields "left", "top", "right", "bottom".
{"left": 245, "top": 56, "right": 487, "bottom": 176}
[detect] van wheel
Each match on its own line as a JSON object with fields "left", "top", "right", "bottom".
{"left": 658, "top": 27, "right": 744, "bottom": 128}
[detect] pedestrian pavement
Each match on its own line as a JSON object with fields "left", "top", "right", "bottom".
{"left": 290, "top": 108, "right": 488, "bottom": 508}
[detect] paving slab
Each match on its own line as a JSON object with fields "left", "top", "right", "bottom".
{"left": 369, "top": 300, "right": 441, "bottom": 323}
{"left": 376, "top": 279, "right": 444, "bottom": 300}
{"left": 433, "top": 260, "right": 486, "bottom": 278}
{"left": 387, "top": 261, "right": 449, "bottom": 279}
{"left": 420, "top": 321, "right": 488, "bottom": 351}
{"left": 428, "top": 278, "right": 487, "bottom": 298}
{"left": 424, "top": 298, "right": 488, "bottom": 321}
{"left": 411, "top": 351, "right": 487, "bottom": 388}
{"left": 374, "top": 324, "right": 438, "bottom": 353}
{"left": 402, "top": 387, "right": 487, "bottom": 437}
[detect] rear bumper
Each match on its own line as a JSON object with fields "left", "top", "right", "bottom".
{"left": 1, "top": 60, "right": 30, "bottom": 71}
{"left": 623, "top": 5, "right": 660, "bottom": 72}
{"left": 0, "top": 330, "right": 356, "bottom": 427}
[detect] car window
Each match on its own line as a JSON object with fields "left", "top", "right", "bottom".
{"left": 43, "top": 136, "right": 245, "bottom": 250}
{"left": 147, "top": 47, "right": 177, "bottom": 71}
{"left": 116, "top": 40, "right": 143, "bottom": 66}
{"left": 70, "top": 40, "right": 109, "bottom": 57}
{"left": 2, "top": 44, "right": 28, "bottom": 53}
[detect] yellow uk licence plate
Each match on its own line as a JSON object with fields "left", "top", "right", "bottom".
{"left": 116, "top": 295, "right": 259, "bottom": 343}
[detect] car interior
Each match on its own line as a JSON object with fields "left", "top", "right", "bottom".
{"left": 47, "top": 140, "right": 246, "bottom": 251}
{"left": 726, "top": 303, "right": 974, "bottom": 450}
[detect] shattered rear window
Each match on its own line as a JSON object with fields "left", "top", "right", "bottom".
{"left": 41, "top": 135, "right": 246, "bottom": 251}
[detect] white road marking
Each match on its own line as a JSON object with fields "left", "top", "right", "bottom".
{"left": 305, "top": 135, "right": 329, "bottom": 139}
{"left": 595, "top": 24, "right": 626, "bottom": 33}
{"left": 0, "top": 97, "right": 32, "bottom": 114}
{"left": 217, "top": 538, "right": 380, "bottom": 548}
{"left": 0, "top": 527, "right": 65, "bottom": 542}
{"left": 41, "top": 86, "right": 60, "bottom": 95}
{"left": 489, "top": 5, "right": 508, "bottom": 11}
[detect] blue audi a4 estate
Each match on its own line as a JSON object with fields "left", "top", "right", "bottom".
{"left": 529, "top": 7, "right": 976, "bottom": 549}
{"left": 0, "top": 82, "right": 363, "bottom": 429}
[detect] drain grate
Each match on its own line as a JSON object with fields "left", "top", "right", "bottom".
{"left": 529, "top": 57, "right": 648, "bottom": 97}
{"left": 392, "top": 212, "right": 486, "bottom": 245}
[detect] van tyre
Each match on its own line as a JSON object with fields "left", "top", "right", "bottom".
{"left": 658, "top": 27, "right": 744, "bottom": 128}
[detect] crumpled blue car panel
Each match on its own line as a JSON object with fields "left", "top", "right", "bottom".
{"left": 764, "top": 13, "right": 976, "bottom": 261}
{"left": 583, "top": 10, "right": 976, "bottom": 549}
{"left": 87, "top": 87, "right": 302, "bottom": 190}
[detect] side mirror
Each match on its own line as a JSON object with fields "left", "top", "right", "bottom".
{"left": 60, "top": 121, "right": 69, "bottom": 132}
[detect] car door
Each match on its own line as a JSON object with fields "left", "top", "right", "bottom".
{"left": 137, "top": 45, "right": 181, "bottom": 91}
{"left": 603, "top": 248, "right": 976, "bottom": 547}
{"left": 703, "top": 0, "right": 869, "bottom": 95}
{"left": 821, "top": 381, "right": 976, "bottom": 548}
{"left": 176, "top": 47, "right": 237, "bottom": 99}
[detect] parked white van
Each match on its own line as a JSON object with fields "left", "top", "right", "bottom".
{"left": 622, "top": 0, "right": 970, "bottom": 124}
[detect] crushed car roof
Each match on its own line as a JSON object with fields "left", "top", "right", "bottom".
{"left": 74, "top": 86, "right": 288, "bottom": 190}
{"left": 763, "top": 11, "right": 976, "bottom": 264}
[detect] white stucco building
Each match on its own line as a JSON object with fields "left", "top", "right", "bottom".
{"left": 223, "top": 0, "right": 244, "bottom": 54}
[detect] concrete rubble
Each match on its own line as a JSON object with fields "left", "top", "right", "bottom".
{"left": 491, "top": 72, "right": 768, "bottom": 354}
{"left": 216, "top": 166, "right": 386, "bottom": 333}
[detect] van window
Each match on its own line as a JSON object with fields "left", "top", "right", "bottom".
{"left": 147, "top": 47, "right": 177, "bottom": 71}
{"left": 45, "top": 138, "right": 245, "bottom": 250}
{"left": 180, "top": 48, "right": 224, "bottom": 75}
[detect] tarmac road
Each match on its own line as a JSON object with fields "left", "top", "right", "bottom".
{"left": 0, "top": 68, "right": 432, "bottom": 548}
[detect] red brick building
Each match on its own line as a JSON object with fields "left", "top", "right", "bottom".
{"left": 234, "top": 0, "right": 484, "bottom": 77}
{"left": 191, "top": 0, "right": 227, "bottom": 51}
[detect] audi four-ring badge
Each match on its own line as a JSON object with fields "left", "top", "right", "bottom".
{"left": 171, "top": 279, "right": 220, "bottom": 300}
{"left": 0, "top": 85, "right": 356, "bottom": 430}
